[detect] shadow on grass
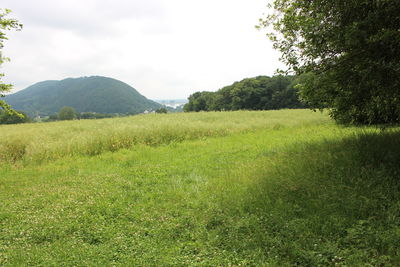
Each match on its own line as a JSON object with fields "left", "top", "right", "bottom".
{"left": 207, "top": 130, "right": 400, "bottom": 266}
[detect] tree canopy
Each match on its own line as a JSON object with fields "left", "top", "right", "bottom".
{"left": 0, "top": 109, "right": 30, "bottom": 124}
{"left": 0, "top": 9, "right": 22, "bottom": 114}
{"left": 58, "top": 106, "right": 77, "bottom": 120}
{"left": 184, "top": 75, "right": 306, "bottom": 112}
{"left": 260, "top": 0, "right": 400, "bottom": 124}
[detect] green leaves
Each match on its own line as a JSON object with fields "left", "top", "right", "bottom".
{"left": 0, "top": 8, "right": 22, "bottom": 114}
{"left": 58, "top": 106, "right": 77, "bottom": 120}
{"left": 184, "top": 76, "right": 306, "bottom": 112}
{"left": 260, "top": 0, "right": 400, "bottom": 124}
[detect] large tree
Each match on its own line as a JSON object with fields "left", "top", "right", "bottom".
{"left": 0, "top": 9, "right": 22, "bottom": 114}
{"left": 260, "top": 0, "right": 400, "bottom": 124}
{"left": 58, "top": 106, "right": 77, "bottom": 120}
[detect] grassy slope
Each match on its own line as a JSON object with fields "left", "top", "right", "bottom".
{"left": 0, "top": 110, "right": 399, "bottom": 266}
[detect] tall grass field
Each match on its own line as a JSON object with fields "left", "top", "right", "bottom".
{"left": 1, "top": 110, "right": 399, "bottom": 266}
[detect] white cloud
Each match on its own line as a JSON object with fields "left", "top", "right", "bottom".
{"left": 1, "top": 0, "right": 283, "bottom": 99}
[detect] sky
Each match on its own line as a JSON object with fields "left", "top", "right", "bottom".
{"left": 1, "top": 0, "right": 283, "bottom": 100}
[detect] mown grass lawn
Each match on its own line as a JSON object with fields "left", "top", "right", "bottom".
{"left": 1, "top": 110, "right": 399, "bottom": 266}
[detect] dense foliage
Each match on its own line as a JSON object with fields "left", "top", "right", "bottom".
{"left": 184, "top": 75, "right": 306, "bottom": 112}
{"left": 45, "top": 109, "right": 122, "bottom": 122}
{"left": 58, "top": 106, "right": 77, "bottom": 120}
{"left": 155, "top": 107, "right": 168, "bottom": 114}
{"left": 0, "top": 9, "right": 22, "bottom": 114}
{"left": 78, "top": 112, "right": 120, "bottom": 120}
{"left": 261, "top": 0, "right": 400, "bottom": 124}
{"left": 4, "top": 76, "right": 162, "bottom": 116}
{"left": 0, "top": 109, "right": 30, "bottom": 124}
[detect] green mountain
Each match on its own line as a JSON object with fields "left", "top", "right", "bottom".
{"left": 5, "top": 76, "right": 162, "bottom": 116}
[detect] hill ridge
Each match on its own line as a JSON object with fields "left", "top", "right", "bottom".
{"left": 5, "top": 76, "right": 162, "bottom": 116}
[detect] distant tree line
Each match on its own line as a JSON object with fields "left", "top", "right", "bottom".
{"left": 45, "top": 106, "right": 122, "bottom": 122}
{"left": 184, "top": 75, "right": 306, "bottom": 112}
{"left": 0, "top": 105, "right": 171, "bottom": 124}
{"left": 155, "top": 107, "right": 168, "bottom": 114}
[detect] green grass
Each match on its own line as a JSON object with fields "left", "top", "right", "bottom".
{"left": 0, "top": 110, "right": 399, "bottom": 266}
{"left": 0, "top": 110, "right": 328, "bottom": 164}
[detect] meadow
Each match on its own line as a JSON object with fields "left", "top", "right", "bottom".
{"left": 1, "top": 110, "right": 399, "bottom": 266}
{"left": 0, "top": 110, "right": 328, "bottom": 165}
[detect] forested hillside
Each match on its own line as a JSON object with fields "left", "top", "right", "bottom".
{"left": 5, "top": 76, "right": 161, "bottom": 116}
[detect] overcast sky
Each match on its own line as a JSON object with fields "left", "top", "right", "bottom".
{"left": 2, "top": 0, "right": 283, "bottom": 100}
